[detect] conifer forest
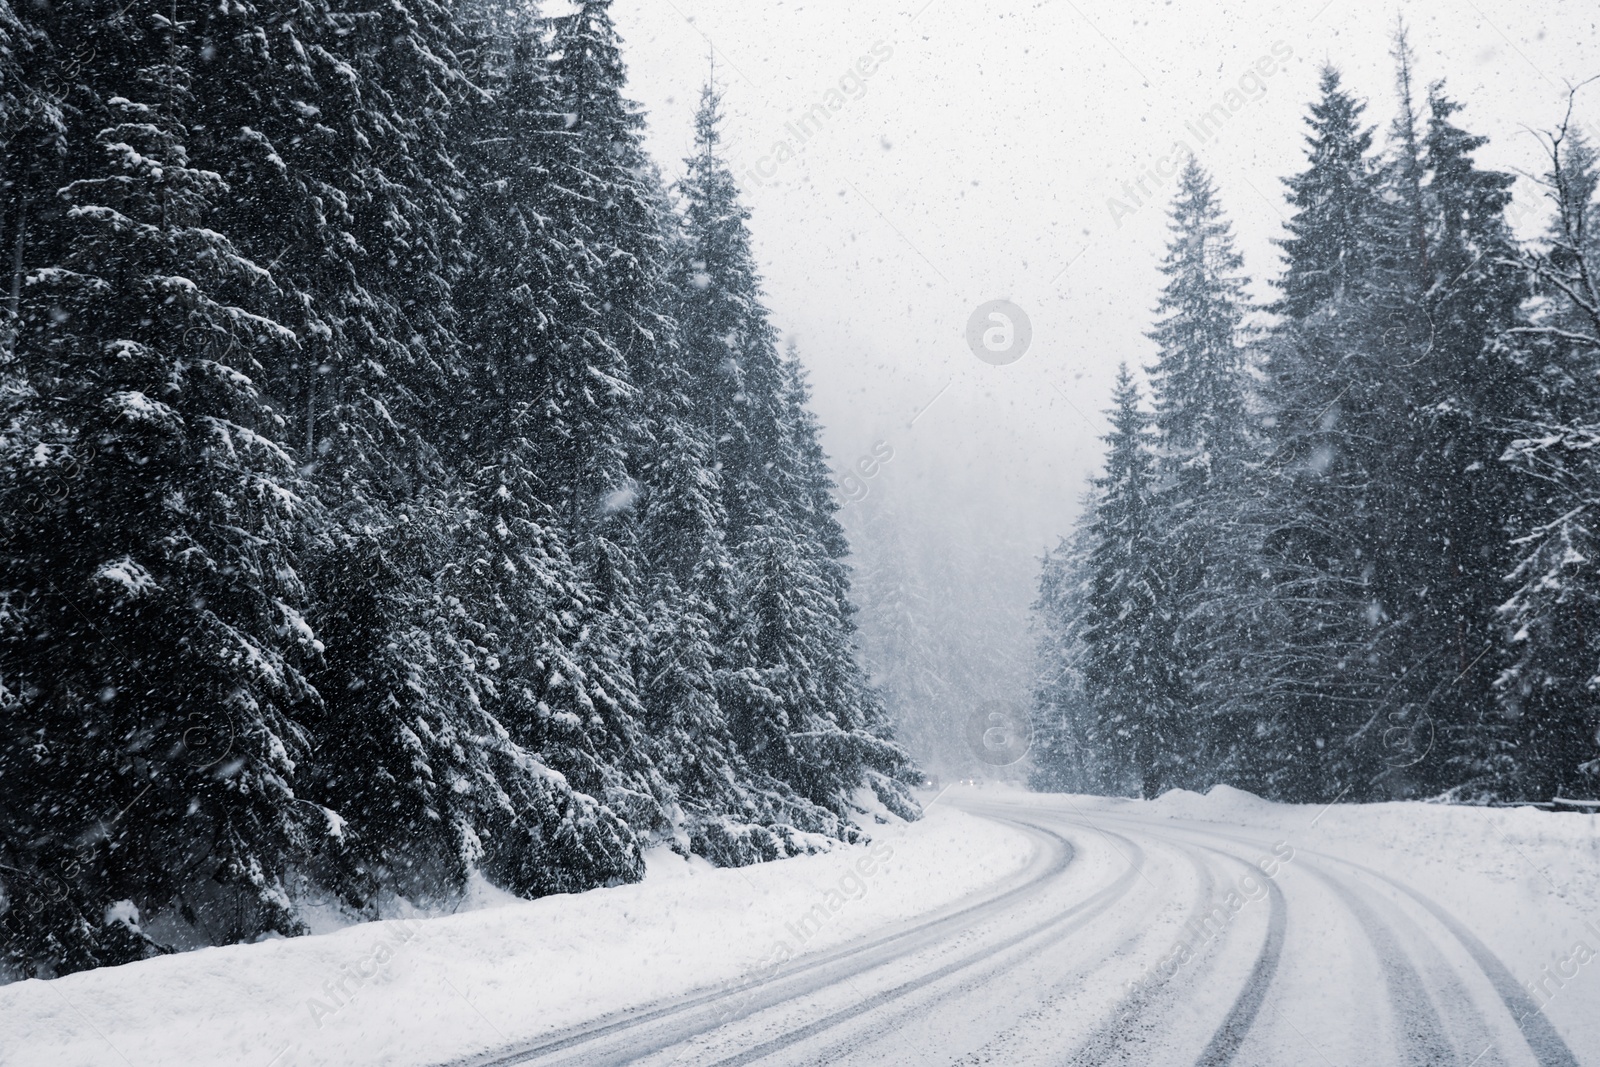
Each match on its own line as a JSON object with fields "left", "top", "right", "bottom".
{"left": 0, "top": 0, "right": 915, "bottom": 979}
{"left": 1028, "top": 47, "right": 1600, "bottom": 813}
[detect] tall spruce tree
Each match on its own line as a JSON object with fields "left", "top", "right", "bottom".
{"left": 1250, "top": 66, "right": 1399, "bottom": 801}
{"left": 448, "top": 5, "right": 656, "bottom": 893}
{"left": 1144, "top": 159, "right": 1253, "bottom": 786}
{"left": 0, "top": 0, "right": 325, "bottom": 972}
{"left": 1029, "top": 513, "right": 1099, "bottom": 794}
{"left": 530, "top": 0, "right": 671, "bottom": 838}
{"left": 1395, "top": 83, "right": 1528, "bottom": 795}
{"left": 1078, "top": 366, "right": 1167, "bottom": 797}
{"left": 673, "top": 82, "right": 817, "bottom": 835}
{"left": 1276, "top": 67, "right": 1380, "bottom": 319}
{"left": 285, "top": 0, "right": 530, "bottom": 908}
{"left": 1498, "top": 116, "right": 1600, "bottom": 800}
{"left": 773, "top": 344, "right": 916, "bottom": 818}
{"left": 674, "top": 87, "right": 914, "bottom": 850}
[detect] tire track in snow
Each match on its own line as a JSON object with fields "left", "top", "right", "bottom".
{"left": 1299, "top": 862, "right": 1457, "bottom": 1066}
{"left": 1186, "top": 845, "right": 1285, "bottom": 1067}
{"left": 696, "top": 828, "right": 1149, "bottom": 1067}
{"left": 456, "top": 817, "right": 1078, "bottom": 1067}
{"left": 1093, "top": 816, "right": 1463, "bottom": 1064}
{"left": 1046, "top": 823, "right": 1286, "bottom": 1067}
{"left": 1331, "top": 856, "right": 1582, "bottom": 1067}
{"left": 860, "top": 832, "right": 1217, "bottom": 1067}
{"left": 1092, "top": 810, "right": 1582, "bottom": 1067}
{"left": 1053, "top": 838, "right": 1235, "bottom": 1066}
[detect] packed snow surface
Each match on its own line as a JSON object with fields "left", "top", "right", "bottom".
{"left": 3, "top": 786, "right": 1598, "bottom": 1066}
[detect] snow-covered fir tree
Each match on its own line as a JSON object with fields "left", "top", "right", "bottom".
{"left": 1275, "top": 66, "right": 1380, "bottom": 320}
{"left": 1393, "top": 82, "right": 1529, "bottom": 795}
{"left": 671, "top": 86, "right": 915, "bottom": 856}
{"left": 1497, "top": 114, "right": 1600, "bottom": 802}
{"left": 1076, "top": 365, "right": 1169, "bottom": 797}
{"left": 1248, "top": 65, "right": 1411, "bottom": 802}
{"left": 1028, "top": 511, "right": 1098, "bottom": 794}
{"left": 0, "top": 0, "right": 325, "bottom": 971}
{"left": 1142, "top": 159, "right": 1254, "bottom": 787}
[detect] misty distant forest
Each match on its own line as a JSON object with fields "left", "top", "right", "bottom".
{"left": 1028, "top": 35, "right": 1600, "bottom": 808}
{"left": 0, "top": 0, "right": 916, "bottom": 979}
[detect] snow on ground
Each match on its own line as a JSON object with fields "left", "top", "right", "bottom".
{"left": 5, "top": 785, "right": 1597, "bottom": 1067}
{"left": 0, "top": 804, "right": 1033, "bottom": 1067}
{"left": 1065, "top": 783, "right": 1600, "bottom": 1056}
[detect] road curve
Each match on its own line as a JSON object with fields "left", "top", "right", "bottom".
{"left": 444, "top": 794, "right": 1584, "bottom": 1067}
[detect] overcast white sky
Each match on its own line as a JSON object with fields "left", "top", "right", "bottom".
{"left": 610, "top": 0, "right": 1600, "bottom": 766}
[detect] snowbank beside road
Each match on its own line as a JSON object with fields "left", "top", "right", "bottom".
{"left": 0, "top": 804, "right": 1033, "bottom": 1067}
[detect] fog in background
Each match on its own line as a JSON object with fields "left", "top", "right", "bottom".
{"left": 611, "top": 0, "right": 1600, "bottom": 779}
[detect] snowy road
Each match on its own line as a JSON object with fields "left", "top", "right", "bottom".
{"left": 456, "top": 795, "right": 1587, "bottom": 1067}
